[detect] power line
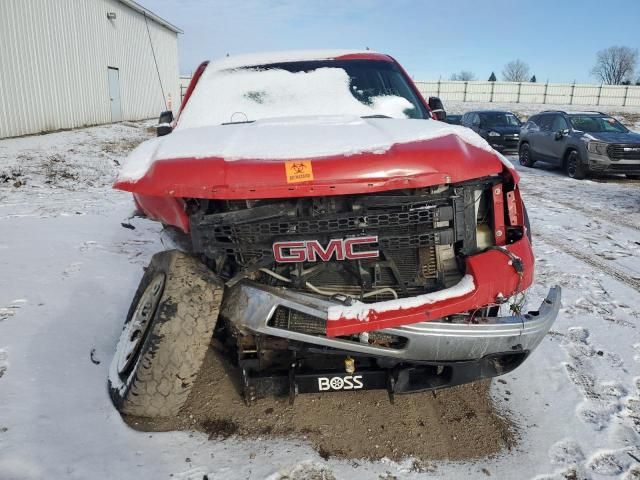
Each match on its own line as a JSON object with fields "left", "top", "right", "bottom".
{"left": 143, "top": 11, "right": 167, "bottom": 109}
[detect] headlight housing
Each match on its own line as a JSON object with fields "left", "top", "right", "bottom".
{"left": 488, "top": 131, "right": 501, "bottom": 137}
{"left": 587, "top": 141, "right": 609, "bottom": 156}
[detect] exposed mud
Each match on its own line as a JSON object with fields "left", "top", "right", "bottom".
{"left": 126, "top": 349, "right": 516, "bottom": 462}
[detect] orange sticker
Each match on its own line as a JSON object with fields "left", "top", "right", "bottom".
{"left": 285, "top": 160, "right": 314, "bottom": 183}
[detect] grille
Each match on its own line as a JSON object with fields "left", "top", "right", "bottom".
{"left": 191, "top": 184, "right": 487, "bottom": 298}
{"left": 607, "top": 144, "right": 640, "bottom": 161}
{"left": 268, "top": 306, "right": 408, "bottom": 346}
{"left": 270, "top": 306, "right": 326, "bottom": 335}
{"left": 609, "top": 163, "right": 640, "bottom": 171}
{"left": 219, "top": 208, "right": 439, "bottom": 239}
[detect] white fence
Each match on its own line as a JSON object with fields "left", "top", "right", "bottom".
{"left": 179, "top": 75, "right": 192, "bottom": 103}
{"left": 414, "top": 80, "right": 640, "bottom": 107}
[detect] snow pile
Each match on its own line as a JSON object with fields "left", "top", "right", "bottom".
{"left": 118, "top": 116, "right": 496, "bottom": 182}
{"left": 177, "top": 67, "right": 414, "bottom": 129}
{"left": 327, "top": 274, "right": 475, "bottom": 322}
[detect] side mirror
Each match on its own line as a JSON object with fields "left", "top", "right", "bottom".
{"left": 554, "top": 128, "right": 569, "bottom": 140}
{"left": 428, "top": 96, "right": 447, "bottom": 122}
{"left": 157, "top": 110, "right": 174, "bottom": 137}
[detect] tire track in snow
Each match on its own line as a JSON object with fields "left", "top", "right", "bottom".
{"left": 544, "top": 329, "right": 640, "bottom": 479}
{"left": 535, "top": 233, "right": 640, "bottom": 293}
{"left": 529, "top": 193, "right": 640, "bottom": 233}
{"left": 0, "top": 349, "right": 8, "bottom": 380}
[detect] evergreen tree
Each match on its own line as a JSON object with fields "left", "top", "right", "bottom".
{"left": 530, "top": 75, "right": 537, "bottom": 82}
{"left": 488, "top": 72, "right": 497, "bottom": 82}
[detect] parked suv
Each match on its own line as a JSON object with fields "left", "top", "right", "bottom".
{"left": 461, "top": 110, "right": 522, "bottom": 152}
{"left": 518, "top": 110, "right": 640, "bottom": 179}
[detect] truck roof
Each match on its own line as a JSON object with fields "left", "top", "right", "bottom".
{"left": 207, "top": 49, "right": 391, "bottom": 72}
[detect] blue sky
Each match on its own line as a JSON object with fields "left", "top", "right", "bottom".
{"left": 141, "top": 0, "right": 640, "bottom": 83}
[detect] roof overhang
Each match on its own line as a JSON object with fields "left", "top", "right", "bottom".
{"left": 117, "top": 0, "right": 183, "bottom": 34}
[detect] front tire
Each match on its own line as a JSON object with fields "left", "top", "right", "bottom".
{"left": 108, "top": 250, "right": 224, "bottom": 418}
{"left": 565, "top": 150, "right": 587, "bottom": 180}
{"left": 519, "top": 143, "right": 535, "bottom": 167}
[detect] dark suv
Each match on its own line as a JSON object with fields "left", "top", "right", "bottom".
{"left": 461, "top": 110, "right": 522, "bottom": 152}
{"left": 518, "top": 110, "right": 640, "bottom": 179}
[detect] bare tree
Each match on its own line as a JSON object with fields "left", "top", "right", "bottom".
{"left": 502, "top": 60, "right": 530, "bottom": 82}
{"left": 449, "top": 70, "right": 476, "bottom": 81}
{"left": 590, "top": 46, "right": 638, "bottom": 85}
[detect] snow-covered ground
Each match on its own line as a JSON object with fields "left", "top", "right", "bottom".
{"left": 1, "top": 120, "right": 640, "bottom": 479}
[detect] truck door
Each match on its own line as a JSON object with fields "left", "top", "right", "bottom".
{"left": 535, "top": 114, "right": 556, "bottom": 161}
{"left": 548, "top": 114, "right": 570, "bottom": 163}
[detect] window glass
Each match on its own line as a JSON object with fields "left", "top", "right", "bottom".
{"left": 478, "top": 112, "right": 521, "bottom": 128}
{"left": 569, "top": 115, "right": 628, "bottom": 133}
{"left": 538, "top": 115, "right": 554, "bottom": 132}
{"left": 178, "top": 59, "right": 430, "bottom": 128}
{"left": 551, "top": 115, "right": 568, "bottom": 132}
{"left": 525, "top": 115, "right": 539, "bottom": 129}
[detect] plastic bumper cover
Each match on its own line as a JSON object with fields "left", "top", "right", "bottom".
{"left": 587, "top": 154, "right": 640, "bottom": 173}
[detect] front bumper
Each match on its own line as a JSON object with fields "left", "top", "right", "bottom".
{"left": 487, "top": 135, "right": 520, "bottom": 152}
{"left": 221, "top": 281, "right": 561, "bottom": 363}
{"left": 587, "top": 153, "right": 640, "bottom": 174}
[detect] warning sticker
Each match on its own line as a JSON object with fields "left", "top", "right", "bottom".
{"left": 285, "top": 160, "right": 314, "bottom": 183}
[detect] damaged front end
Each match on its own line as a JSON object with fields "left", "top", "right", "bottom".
{"left": 187, "top": 175, "right": 560, "bottom": 402}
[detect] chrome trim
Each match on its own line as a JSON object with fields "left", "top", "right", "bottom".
{"left": 220, "top": 281, "right": 561, "bottom": 362}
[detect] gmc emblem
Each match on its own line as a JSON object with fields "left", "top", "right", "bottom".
{"left": 273, "top": 236, "right": 379, "bottom": 263}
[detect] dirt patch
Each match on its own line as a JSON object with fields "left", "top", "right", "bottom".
{"left": 0, "top": 166, "right": 25, "bottom": 187}
{"left": 101, "top": 139, "right": 143, "bottom": 155}
{"left": 126, "top": 350, "right": 516, "bottom": 462}
{"left": 42, "top": 153, "right": 79, "bottom": 183}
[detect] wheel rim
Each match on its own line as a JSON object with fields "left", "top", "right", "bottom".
{"left": 567, "top": 153, "right": 578, "bottom": 177}
{"left": 116, "top": 273, "right": 166, "bottom": 375}
{"left": 519, "top": 145, "right": 529, "bottom": 165}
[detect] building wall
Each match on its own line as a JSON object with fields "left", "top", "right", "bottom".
{"left": 0, "top": 0, "right": 179, "bottom": 138}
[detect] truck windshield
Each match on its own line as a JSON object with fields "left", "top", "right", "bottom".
{"left": 569, "top": 115, "right": 628, "bottom": 133}
{"left": 177, "top": 59, "right": 430, "bottom": 129}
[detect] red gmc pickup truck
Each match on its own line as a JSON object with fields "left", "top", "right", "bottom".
{"left": 108, "top": 50, "right": 560, "bottom": 417}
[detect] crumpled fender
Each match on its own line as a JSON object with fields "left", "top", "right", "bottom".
{"left": 116, "top": 134, "right": 515, "bottom": 232}
{"left": 325, "top": 236, "right": 535, "bottom": 336}
{"left": 115, "top": 135, "right": 506, "bottom": 200}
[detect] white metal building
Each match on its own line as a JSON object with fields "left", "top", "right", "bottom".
{"left": 0, "top": 0, "right": 181, "bottom": 138}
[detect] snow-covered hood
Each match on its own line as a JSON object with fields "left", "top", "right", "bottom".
{"left": 115, "top": 116, "right": 514, "bottom": 199}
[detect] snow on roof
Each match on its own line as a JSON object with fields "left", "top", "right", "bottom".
{"left": 206, "top": 49, "right": 383, "bottom": 72}
{"left": 566, "top": 111, "right": 606, "bottom": 115}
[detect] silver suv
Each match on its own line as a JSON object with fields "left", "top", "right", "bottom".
{"left": 518, "top": 110, "right": 640, "bottom": 179}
